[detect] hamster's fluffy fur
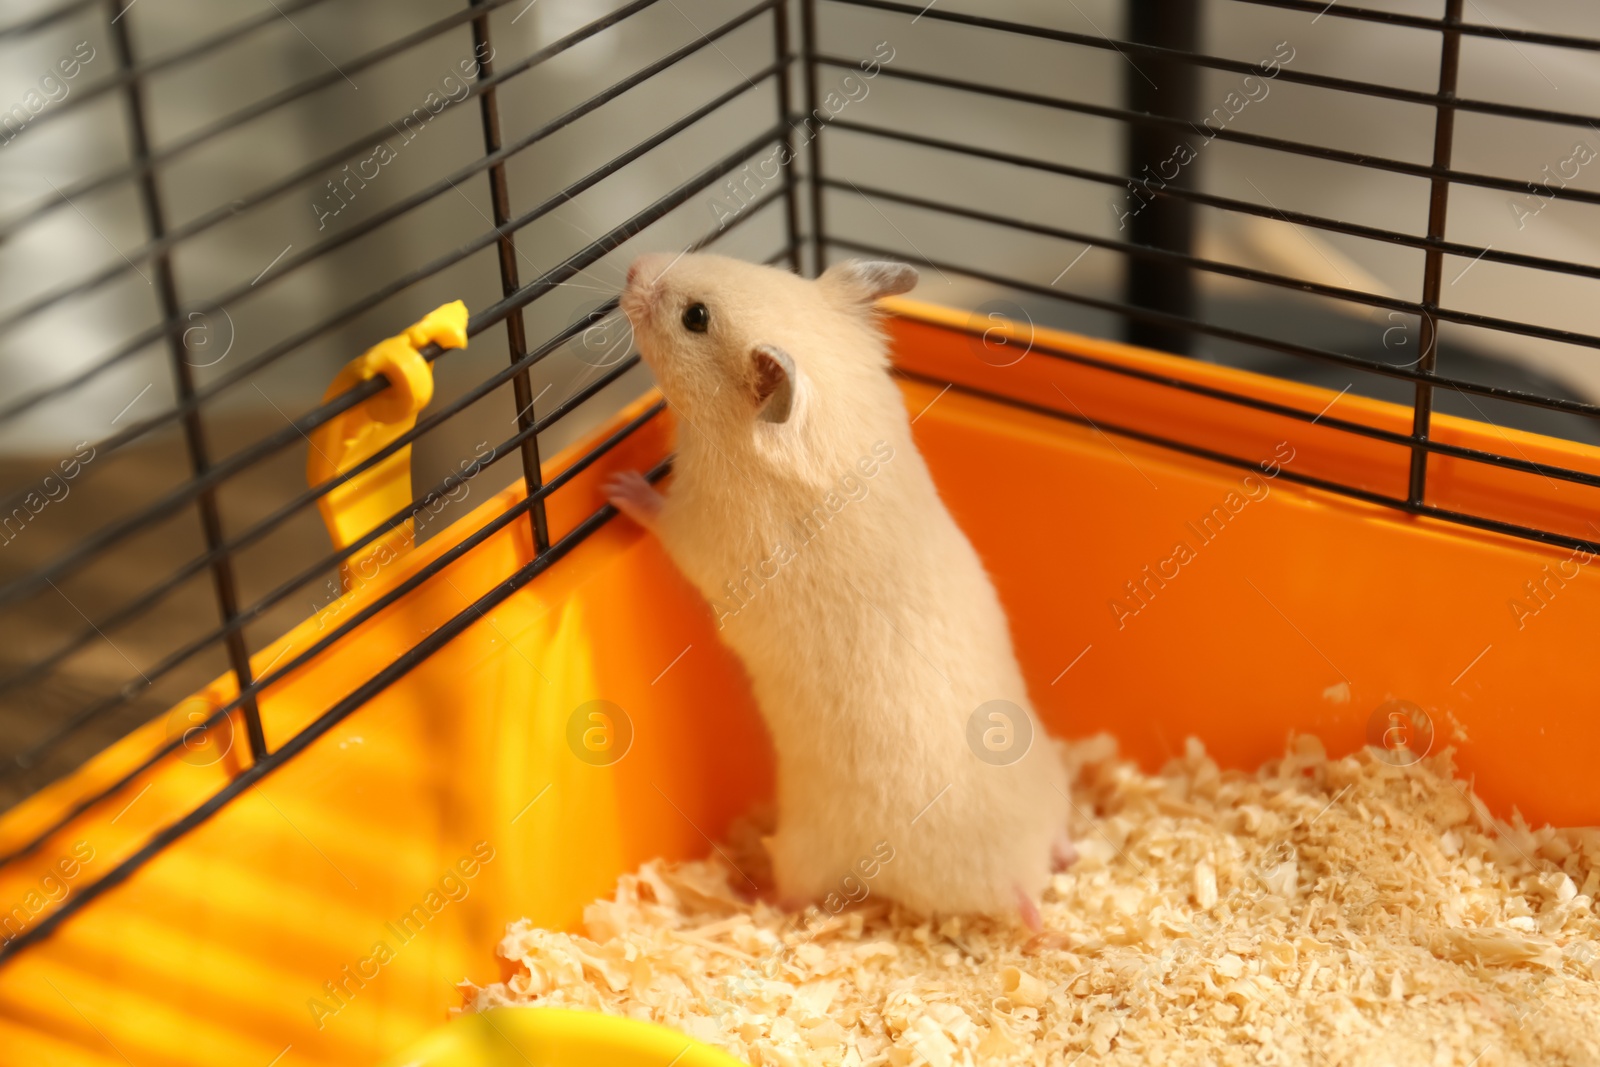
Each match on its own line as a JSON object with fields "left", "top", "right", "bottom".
{"left": 616, "top": 252, "right": 1067, "bottom": 918}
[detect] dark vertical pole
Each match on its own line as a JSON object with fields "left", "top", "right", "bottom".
{"left": 800, "top": 0, "right": 826, "bottom": 277}
{"left": 470, "top": 0, "right": 551, "bottom": 553}
{"left": 1408, "top": 0, "right": 1464, "bottom": 507}
{"left": 108, "top": 0, "right": 267, "bottom": 762}
{"left": 772, "top": 0, "right": 803, "bottom": 273}
{"left": 1121, "top": 0, "right": 1199, "bottom": 355}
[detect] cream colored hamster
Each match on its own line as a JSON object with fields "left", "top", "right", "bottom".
{"left": 605, "top": 252, "right": 1070, "bottom": 926}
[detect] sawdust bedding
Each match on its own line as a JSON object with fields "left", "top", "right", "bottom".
{"left": 461, "top": 737, "right": 1600, "bottom": 1066}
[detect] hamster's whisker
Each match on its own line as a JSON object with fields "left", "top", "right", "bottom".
{"left": 570, "top": 264, "right": 625, "bottom": 292}
{"left": 548, "top": 211, "right": 630, "bottom": 285}
{"left": 547, "top": 278, "right": 614, "bottom": 295}
{"left": 549, "top": 208, "right": 602, "bottom": 245}
{"left": 548, "top": 258, "right": 623, "bottom": 296}
{"left": 552, "top": 254, "right": 621, "bottom": 290}
{"left": 559, "top": 360, "right": 610, "bottom": 406}
{"left": 446, "top": 176, "right": 620, "bottom": 298}
{"left": 557, "top": 328, "right": 638, "bottom": 405}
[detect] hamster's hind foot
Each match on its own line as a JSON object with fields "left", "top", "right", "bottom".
{"left": 603, "top": 470, "right": 664, "bottom": 531}
{"left": 1014, "top": 885, "right": 1043, "bottom": 933}
{"left": 1051, "top": 830, "right": 1078, "bottom": 872}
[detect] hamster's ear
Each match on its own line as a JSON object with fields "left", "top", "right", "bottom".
{"left": 818, "top": 259, "right": 918, "bottom": 310}
{"left": 751, "top": 344, "right": 795, "bottom": 424}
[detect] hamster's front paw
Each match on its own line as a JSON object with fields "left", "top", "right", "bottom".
{"left": 603, "top": 470, "right": 664, "bottom": 531}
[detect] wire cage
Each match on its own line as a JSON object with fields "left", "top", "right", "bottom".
{"left": 0, "top": 0, "right": 1597, "bottom": 1063}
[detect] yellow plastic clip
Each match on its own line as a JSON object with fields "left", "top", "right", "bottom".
{"left": 307, "top": 301, "right": 468, "bottom": 592}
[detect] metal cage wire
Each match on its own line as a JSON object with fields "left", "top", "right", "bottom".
{"left": 0, "top": 0, "right": 1595, "bottom": 964}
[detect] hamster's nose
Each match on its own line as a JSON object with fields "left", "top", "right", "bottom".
{"left": 625, "top": 252, "right": 672, "bottom": 292}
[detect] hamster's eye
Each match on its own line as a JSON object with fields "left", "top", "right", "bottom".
{"left": 681, "top": 302, "right": 709, "bottom": 333}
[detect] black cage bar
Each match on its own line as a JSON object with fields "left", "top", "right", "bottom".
{"left": 0, "top": 0, "right": 1596, "bottom": 966}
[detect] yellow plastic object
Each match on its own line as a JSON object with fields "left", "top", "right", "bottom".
{"left": 308, "top": 300, "right": 466, "bottom": 591}
{"left": 379, "top": 1007, "right": 748, "bottom": 1067}
{"left": 0, "top": 297, "right": 1596, "bottom": 1067}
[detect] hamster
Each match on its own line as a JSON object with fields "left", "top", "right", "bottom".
{"left": 605, "top": 252, "right": 1071, "bottom": 926}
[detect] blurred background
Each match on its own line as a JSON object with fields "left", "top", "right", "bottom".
{"left": 0, "top": 0, "right": 1595, "bottom": 808}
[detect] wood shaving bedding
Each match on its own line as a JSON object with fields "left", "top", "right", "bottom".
{"left": 461, "top": 737, "right": 1600, "bottom": 1066}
